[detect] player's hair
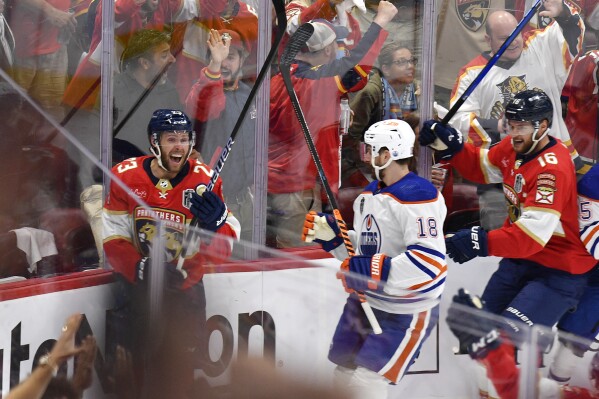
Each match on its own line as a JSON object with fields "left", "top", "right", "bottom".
{"left": 120, "top": 29, "right": 172, "bottom": 71}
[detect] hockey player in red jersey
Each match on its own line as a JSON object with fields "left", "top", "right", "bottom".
{"left": 103, "top": 109, "right": 240, "bottom": 397}
{"left": 420, "top": 90, "right": 596, "bottom": 353}
{"left": 446, "top": 288, "right": 599, "bottom": 399}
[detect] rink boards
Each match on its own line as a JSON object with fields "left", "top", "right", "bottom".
{"left": 1, "top": 251, "right": 589, "bottom": 398}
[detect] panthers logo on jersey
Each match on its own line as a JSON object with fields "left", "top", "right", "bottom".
{"left": 359, "top": 214, "right": 382, "bottom": 255}
{"left": 133, "top": 207, "right": 186, "bottom": 261}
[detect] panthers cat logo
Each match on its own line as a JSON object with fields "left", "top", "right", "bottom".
{"left": 491, "top": 76, "right": 528, "bottom": 119}
{"left": 138, "top": 222, "right": 156, "bottom": 243}
{"left": 134, "top": 207, "right": 186, "bottom": 260}
{"left": 456, "top": 0, "right": 489, "bottom": 32}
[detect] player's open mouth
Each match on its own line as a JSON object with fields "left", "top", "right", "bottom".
{"left": 170, "top": 154, "right": 183, "bottom": 164}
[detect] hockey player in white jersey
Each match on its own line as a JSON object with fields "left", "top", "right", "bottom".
{"left": 303, "top": 119, "right": 447, "bottom": 399}
{"left": 546, "top": 163, "right": 599, "bottom": 386}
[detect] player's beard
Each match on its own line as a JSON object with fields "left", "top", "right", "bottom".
{"left": 161, "top": 149, "right": 187, "bottom": 173}
{"left": 371, "top": 164, "right": 386, "bottom": 181}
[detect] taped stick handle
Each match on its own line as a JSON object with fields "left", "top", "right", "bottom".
{"left": 441, "top": 0, "right": 542, "bottom": 125}
{"left": 333, "top": 209, "right": 354, "bottom": 257}
{"left": 361, "top": 300, "right": 383, "bottom": 335}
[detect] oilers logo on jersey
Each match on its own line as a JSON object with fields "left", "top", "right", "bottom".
{"left": 359, "top": 214, "right": 382, "bottom": 255}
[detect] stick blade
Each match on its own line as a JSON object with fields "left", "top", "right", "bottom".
{"left": 280, "top": 23, "right": 314, "bottom": 66}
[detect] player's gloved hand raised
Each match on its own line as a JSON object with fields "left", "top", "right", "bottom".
{"left": 337, "top": 254, "right": 391, "bottom": 293}
{"left": 446, "top": 288, "right": 501, "bottom": 359}
{"left": 419, "top": 120, "right": 464, "bottom": 160}
{"left": 190, "top": 191, "right": 228, "bottom": 233}
{"left": 445, "top": 226, "right": 488, "bottom": 264}
{"left": 302, "top": 211, "right": 343, "bottom": 252}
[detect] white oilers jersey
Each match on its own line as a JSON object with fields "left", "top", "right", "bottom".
{"left": 351, "top": 173, "right": 447, "bottom": 314}
{"left": 578, "top": 164, "right": 599, "bottom": 260}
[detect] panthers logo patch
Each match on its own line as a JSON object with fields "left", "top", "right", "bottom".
{"left": 134, "top": 207, "right": 186, "bottom": 261}
{"left": 456, "top": 0, "right": 489, "bottom": 32}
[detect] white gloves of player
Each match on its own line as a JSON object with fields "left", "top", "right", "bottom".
{"left": 303, "top": 211, "right": 344, "bottom": 252}
{"left": 336, "top": 0, "right": 366, "bottom": 27}
{"left": 303, "top": 211, "right": 338, "bottom": 242}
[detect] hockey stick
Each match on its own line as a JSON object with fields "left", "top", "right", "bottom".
{"left": 176, "top": 0, "right": 287, "bottom": 273}
{"left": 441, "top": 0, "right": 542, "bottom": 125}
{"left": 279, "top": 24, "right": 383, "bottom": 335}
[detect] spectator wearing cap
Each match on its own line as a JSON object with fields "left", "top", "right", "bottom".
{"left": 185, "top": 28, "right": 255, "bottom": 249}
{"left": 282, "top": 0, "right": 363, "bottom": 60}
{"left": 112, "top": 29, "right": 180, "bottom": 160}
{"left": 267, "top": 1, "right": 398, "bottom": 248}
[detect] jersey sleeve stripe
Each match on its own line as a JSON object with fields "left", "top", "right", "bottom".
{"left": 513, "top": 208, "right": 561, "bottom": 246}
{"left": 412, "top": 251, "right": 446, "bottom": 273}
{"left": 407, "top": 271, "right": 446, "bottom": 291}
{"left": 407, "top": 244, "right": 445, "bottom": 260}
{"left": 405, "top": 252, "right": 438, "bottom": 279}
{"left": 513, "top": 220, "right": 547, "bottom": 247}
{"left": 581, "top": 222, "right": 599, "bottom": 259}
{"left": 469, "top": 114, "right": 489, "bottom": 148}
{"left": 479, "top": 149, "right": 503, "bottom": 184}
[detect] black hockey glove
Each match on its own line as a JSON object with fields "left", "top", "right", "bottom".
{"left": 446, "top": 288, "right": 501, "bottom": 359}
{"left": 445, "top": 226, "right": 488, "bottom": 264}
{"left": 136, "top": 257, "right": 151, "bottom": 283}
{"left": 136, "top": 257, "right": 186, "bottom": 289}
{"left": 419, "top": 120, "right": 464, "bottom": 160}
{"left": 190, "top": 191, "right": 228, "bottom": 233}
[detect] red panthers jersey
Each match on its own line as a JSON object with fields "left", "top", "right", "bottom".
{"left": 103, "top": 156, "right": 240, "bottom": 287}
{"left": 450, "top": 137, "right": 597, "bottom": 274}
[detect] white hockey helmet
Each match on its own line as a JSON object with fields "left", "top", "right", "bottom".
{"left": 364, "top": 119, "right": 415, "bottom": 180}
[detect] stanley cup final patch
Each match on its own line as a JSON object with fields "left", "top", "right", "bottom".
{"left": 535, "top": 173, "right": 556, "bottom": 205}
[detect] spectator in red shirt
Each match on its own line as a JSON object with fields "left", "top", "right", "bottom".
{"left": 267, "top": 2, "right": 397, "bottom": 248}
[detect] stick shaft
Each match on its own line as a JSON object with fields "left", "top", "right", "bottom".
{"left": 177, "top": 0, "right": 287, "bottom": 270}
{"left": 280, "top": 26, "right": 382, "bottom": 334}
